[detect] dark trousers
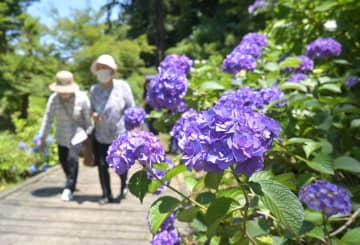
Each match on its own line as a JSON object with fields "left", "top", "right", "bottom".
{"left": 93, "top": 138, "right": 128, "bottom": 199}
{"left": 58, "top": 143, "right": 82, "bottom": 192}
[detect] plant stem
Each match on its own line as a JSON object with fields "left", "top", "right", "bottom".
{"left": 147, "top": 168, "right": 207, "bottom": 211}
{"left": 322, "top": 214, "right": 333, "bottom": 245}
{"left": 231, "top": 166, "right": 252, "bottom": 242}
{"left": 330, "top": 208, "right": 360, "bottom": 237}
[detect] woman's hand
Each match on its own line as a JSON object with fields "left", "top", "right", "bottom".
{"left": 92, "top": 112, "right": 102, "bottom": 124}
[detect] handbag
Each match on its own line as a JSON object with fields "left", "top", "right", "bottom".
{"left": 60, "top": 96, "right": 96, "bottom": 167}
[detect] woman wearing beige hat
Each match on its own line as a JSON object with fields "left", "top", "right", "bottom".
{"left": 90, "top": 54, "right": 135, "bottom": 204}
{"left": 38, "top": 71, "right": 93, "bottom": 201}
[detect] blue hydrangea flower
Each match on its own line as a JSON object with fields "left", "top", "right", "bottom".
{"left": 346, "top": 76, "right": 359, "bottom": 88}
{"left": 124, "top": 106, "right": 146, "bottom": 130}
{"left": 146, "top": 69, "right": 188, "bottom": 112}
{"left": 158, "top": 54, "right": 193, "bottom": 75}
{"left": 234, "top": 42, "right": 262, "bottom": 58}
{"left": 241, "top": 33, "right": 268, "bottom": 49}
{"left": 46, "top": 136, "right": 54, "bottom": 144}
{"left": 306, "top": 38, "right": 342, "bottom": 59}
{"left": 174, "top": 104, "right": 280, "bottom": 175}
{"left": 284, "top": 55, "right": 314, "bottom": 73}
{"left": 28, "top": 164, "right": 37, "bottom": 174}
{"left": 259, "top": 86, "right": 286, "bottom": 107}
{"left": 151, "top": 229, "right": 180, "bottom": 245}
{"left": 222, "top": 53, "right": 257, "bottom": 74}
{"left": 299, "top": 180, "right": 352, "bottom": 216}
{"left": 32, "top": 135, "right": 41, "bottom": 143}
{"left": 288, "top": 73, "right": 308, "bottom": 83}
{"left": 106, "top": 131, "right": 166, "bottom": 176}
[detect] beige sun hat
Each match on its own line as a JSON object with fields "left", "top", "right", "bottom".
{"left": 49, "top": 71, "right": 79, "bottom": 93}
{"left": 90, "top": 54, "right": 118, "bottom": 75}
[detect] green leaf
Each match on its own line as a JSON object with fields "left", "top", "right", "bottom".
{"left": 319, "top": 84, "right": 341, "bottom": 93}
{"left": 217, "top": 187, "right": 245, "bottom": 203}
{"left": 185, "top": 175, "right": 197, "bottom": 191}
{"left": 205, "top": 172, "right": 223, "bottom": 190}
{"left": 249, "top": 170, "right": 273, "bottom": 182}
{"left": 251, "top": 179, "right": 304, "bottom": 236}
{"left": 319, "top": 139, "right": 333, "bottom": 154}
{"left": 164, "top": 164, "right": 186, "bottom": 180}
{"left": 176, "top": 207, "right": 199, "bottom": 223}
{"left": 306, "top": 226, "right": 325, "bottom": 241}
{"left": 200, "top": 81, "right": 224, "bottom": 90}
{"left": 148, "top": 196, "right": 180, "bottom": 234}
{"left": 279, "top": 57, "right": 301, "bottom": 69}
{"left": 196, "top": 192, "right": 216, "bottom": 205}
{"left": 342, "top": 227, "right": 360, "bottom": 245}
{"left": 284, "top": 137, "right": 312, "bottom": 145}
{"left": 303, "top": 141, "right": 322, "bottom": 158}
{"left": 350, "top": 119, "right": 360, "bottom": 128}
{"left": 148, "top": 180, "right": 162, "bottom": 193}
{"left": 128, "top": 170, "right": 151, "bottom": 203}
{"left": 152, "top": 162, "right": 169, "bottom": 171}
{"left": 307, "top": 153, "right": 334, "bottom": 175}
{"left": 314, "top": 1, "right": 338, "bottom": 11}
{"left": 273, "top": 173, "right": 297, "bottom": 191}
{"left": 280, "top": 82, "right": 307, "bottom": 92}
{"left": 334, "top": 156, "right": 360, "bottom": 173}
{"left": 205, "top": 197, "right": 235, "bottom": 237}
{"left": 264, "top": 62, "right": 279, "bottom": 72}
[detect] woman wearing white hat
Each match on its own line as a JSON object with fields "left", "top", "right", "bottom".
{"left": 38, "top": 71, "right": 93, "bottom": 201}
{"left": 90, "top": 54, "right": 135, "bottom": 204}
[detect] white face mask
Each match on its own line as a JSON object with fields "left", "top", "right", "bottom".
{"left": 96, "top": 69, "right": 112, "bottom": 83}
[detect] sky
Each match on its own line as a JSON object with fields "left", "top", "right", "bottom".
{"left": 27, "top": 0, "right": 117, "bottom": 45}
{"left": 27, "top": 0, "right": 116, "bottom": 27}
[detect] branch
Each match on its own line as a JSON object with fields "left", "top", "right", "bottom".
{"left": 330, "top": 208, "right": 360, "bottom": 237}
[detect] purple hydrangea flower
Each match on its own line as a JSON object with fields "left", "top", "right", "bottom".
{"left": 299, "top": 180, "right": 352, "bottom": 216}
{"left": 222, "top": 53, "right": 257, "bottom": 74}
{"left": 248, "top": 0, "right": 268, "bottom": 14}
{"left": 151, "top": 229, "right": 180, "bottom": 245}
{"left": 288, "top": 73, "right": 308, "bottom": 83}
{"left": 346, "top": 76, "right": 359, "bottom": 88}
{"left": 284, "top": 55, "right": 314, "bottom": 73}
{"left": 259, "top": 86, "right": 286, "bottom": 107}
{"left": 106, "top": 131, "right": 166, "bottom": 176}
{"left": 28, "top": 164, "right": 37, "bottom": 174}
{"left": 124, "top": 106, "right": 146, "bottom": 130}
{"left": 175, "top": 105, "right": 280, "bottom": 175}
{"left": 234, "top": 42, "right": 263, "bottom": 58}
{"left": 32, "top": 135, "right": 41, "bottom": 144}
{"left": 158, "top": 54, "right": 193, "bottom": 75}
{"left": 18, "top": 141, "right": 27, "bottom": 150}
{"left": 46, "top": 136, "right": 54, "bottom": 144}
{"left": 306, "top": 38, "right": 342, "bottom": 59}
{"left": 146, "top": 69, "right": 188, "bottom": 112}
{"left": 241, "top": 33, "right": 268, "bottom": 49}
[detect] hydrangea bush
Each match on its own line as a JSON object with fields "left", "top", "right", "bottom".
{"left": 107, "top": 31, "right": 359, "bottom": 244}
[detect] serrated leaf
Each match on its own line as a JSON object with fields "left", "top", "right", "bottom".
{"left": 128, "top": 170, "right": 151, "bottom": 203}
{"left": 279, "top": 57, "right": 301, "bottom": 69}
{"left": 205, "top": 172, "right": 223, "bottom": 190}
{"left": 217, "top": 187, "right": 245, "bottom": 203}
{"left": 280, "top": 82, "right": 307, "bottom": 92}
{"left": 251, "top": 179, "right": 304, "bottom": 236}
{"left": 334, "top": 156, "right": 360, "bottom": 173}
{"left": 249, "top": 171, "right": 274, "bottom": 182}
{"left": 307, "top": 153, "right": 334, "bottom": 175}
{"left": 176, "top": 207, "right": 199, "bottom": 222}
{"left": 341, "top": 227, "right": 360, "bottom": 245}
{"left": 200, "top": 81, "right": 224, "bottom": 90}
{"left": 164, "top": 164, "right": 186, "bottom": 180}
{"left": 350, "top": 119, "right": 360, "bottom": 128}
{"left": 148, "top": 196, "right": 180, "bottom": 234}
{"left": 319, "top": 84, "right": 341, "bottom": 93}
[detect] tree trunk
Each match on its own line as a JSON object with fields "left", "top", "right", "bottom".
{"left": 19, "top": 93, "right": 29, "bottom": 119}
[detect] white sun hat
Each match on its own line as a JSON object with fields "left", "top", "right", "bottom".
{"left": 49, "top": 71, "right": 79, "bottom": 93}
{"left": 90, "top": 54, "right": 118, "bottom": 75}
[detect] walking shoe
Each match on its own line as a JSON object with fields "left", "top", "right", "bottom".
{"left": 61, "top": 188, "right": 73, "bottom": 201}
{"left": 98, "top": 196, "right": 114, "bottom": 205}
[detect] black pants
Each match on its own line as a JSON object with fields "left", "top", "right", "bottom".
{"left": 93, "top": 138, "right": 128, "bottom": 199}
{"left": 58, "top": 143, "right": 82, "bottom": 192}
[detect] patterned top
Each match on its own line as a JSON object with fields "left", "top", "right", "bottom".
{"left": 90, "top": 79, "right": 135, "bottom": 144}
{"left": 38, "top": 91, "right": 93, "bottom": 147}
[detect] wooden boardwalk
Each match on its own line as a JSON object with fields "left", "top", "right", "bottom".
{"left": 0, "top": 164, "right": 178, "bottom": 245}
